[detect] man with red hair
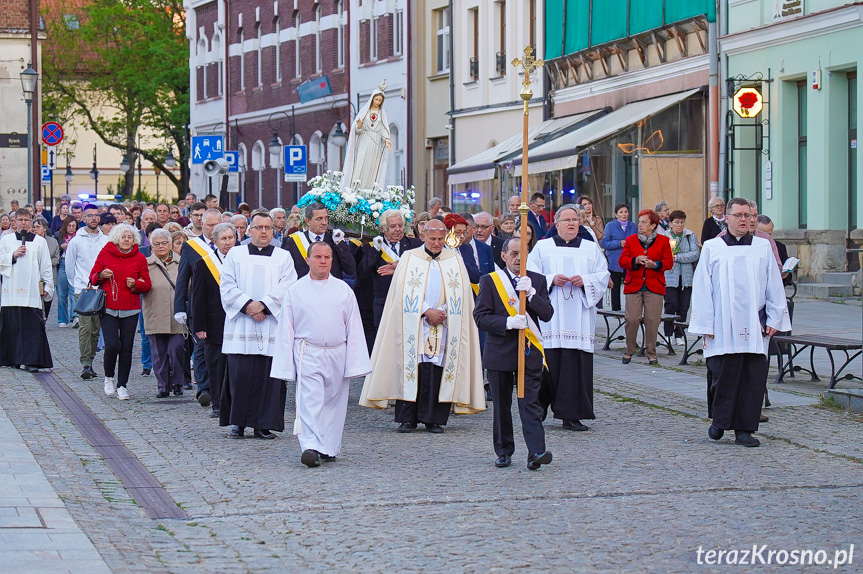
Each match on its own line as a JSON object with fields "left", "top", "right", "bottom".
{"left": 442, "top": 213, "right": 480, "bottom": 286}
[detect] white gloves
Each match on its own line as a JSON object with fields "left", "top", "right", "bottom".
{"left": 332, "top": 229, "right": 345, "bottom": 244}
{"left": 372, "top": 236, "right": 385, "bottom": 251}
{"left": 174, "top": 312, "right": 187, "bottom": 325}
{"left": 506, "top": 314, "right": 528, "bottom": 330}
{"left": 515, "top": 276, "right": 536, "bottom": 300}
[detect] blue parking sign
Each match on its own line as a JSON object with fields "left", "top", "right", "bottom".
{"left": 284, "top": 145, "right": 307, "bottom": 182}
{"left": 191, "top": 135, "right": 224, "bottom": 165}
{"left": 224, "top": 151, "right": 239, "bottom": 173}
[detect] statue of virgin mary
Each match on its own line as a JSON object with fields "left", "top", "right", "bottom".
{"left": 340, "top": 81, "right": 391, "bottom": 190}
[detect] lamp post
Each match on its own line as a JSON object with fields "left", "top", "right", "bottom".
{"left": 19, "top": 65, "right": 38, "bottom": 205}
{"left": 64, "top": 154, "right": 74, "bottom": 195}
{"left": 89, "top": 144, "right": 99, "bottom": 196}
{"left": 268, "top": 109, "right": 296, "bottom": 207}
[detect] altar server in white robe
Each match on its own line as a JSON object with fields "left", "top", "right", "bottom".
{"left": 271, "top": 242, "right": 371, "bottom": 467}
{"left": 689, "top": 197, "right": 791, "bottom": 448}
{"left": 0, "top": 208, "right": 54, "bottom": 371}
{"left": 527, "top": 205, "right": 609, "bottom": 431}
{"left": 220, "top": 212, "right": 297, "bottom": 439}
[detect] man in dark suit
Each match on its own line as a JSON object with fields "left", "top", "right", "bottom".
{"left": 527, "top": 192, "right": 548, "bottom": 237}
{"left": 358, "top": 209, "right": 422, "bottom": 328}
{"left": 282, "top": 202, "right": 356, "bottom": 279}
{"left": 459, "top": 212, "right": 498, "bottom": 275}
{"left": 474, "top": 237, "right": 555, "bottom": 470}
{"left": 473, "top": 211, "right": 504, "bottom": 269}
{"left": 190, "top": 221, "right": 235, "bottom": 418}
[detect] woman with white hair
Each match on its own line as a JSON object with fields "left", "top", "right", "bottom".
{"left": 700, "top": 197, "right": 727, "bottom": 244}
{"left": 142, "top": 228, "right": 187, "bottom": 398}
{"left": 89, "top": 224, "right": 151, "bottom": 400}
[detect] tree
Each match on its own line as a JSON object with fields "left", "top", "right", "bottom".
{"left": 42, "top": 0, "right": 190, "bottom": 198}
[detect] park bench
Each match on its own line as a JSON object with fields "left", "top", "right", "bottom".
{"left": 597, "top": 309, "right": 679, "bottom": 356}
{"left": 772, "top": 334, "right": 862, "bottom": 389}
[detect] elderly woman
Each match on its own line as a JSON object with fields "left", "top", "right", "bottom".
{"left": 655, "top": 201, "right": 671, "bottom": 231}
{"left": 663, "top": 210, "right": 699, "bottom": 345}
{"left": 229, "top": 214, "right": 249, "bottom": 243}
{"left": 577, "top": 196, "right": 605, "bottom": 241}
{"left": 600, "top": 203, "right": 637, "bottom": 311}
{"left": 89, "top": 224, "right": 151, "bottom": 400}
{"left": 701, "top": 196, "right": 727, "bottom": 244}
{"left": 497, "top": 213, "right": 516, "bottom": 240}
{"left": 31, "top": 217, "right": 60, "bottom": 317}
{"left": 619, "top": 209, "right": 673, "bottom": 366}
{"left": 141, "top": 229, "right": 186, "bottom": 398}
{"left": 171, "top": 231, "right": 188, "bottom": 256}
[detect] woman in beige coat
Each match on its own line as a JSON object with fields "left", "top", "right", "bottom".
{"left": 142, "top": 228, "right": 187, "bottom": 398}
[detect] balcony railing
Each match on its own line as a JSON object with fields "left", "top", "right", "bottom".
{"left": 469, "top": 57, "right": 479, "bottom": 81}
{"left": 495, "top": 51, "right": 507, "bottom": 76}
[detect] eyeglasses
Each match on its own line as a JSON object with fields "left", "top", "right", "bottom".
{"left": 251, "top": 225, "right": 273, "bottom": 231}
{"left": 190, "top": 213, "right": 203, "bottom": 219}
{"left": 84, "top": 213, "right": 99, "bottom": 218}
{"left": 151, "top": 241, "right": 171, "bottom": 247}
{"left": 727, "top": 213, "right": 756, "bottom": 220}
{"left": 557, "top": 218, "right": 580, "bottom": 225}
{"left": 475, "top": 224, "right": 494, "bottom": 230}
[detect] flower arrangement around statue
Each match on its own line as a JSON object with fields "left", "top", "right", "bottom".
{"left": 297, "top": 170, "right": 415, "bottom": 234}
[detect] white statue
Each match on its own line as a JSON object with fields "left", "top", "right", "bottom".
{"left": 341, "top": 81, "right": 392, "bottom": 190}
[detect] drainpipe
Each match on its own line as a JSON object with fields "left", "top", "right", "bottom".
{"left": 717, "top": 0, "right": 728, "bottom": 197}
{"left": 405, "top": 0, "right": 412, "bottom": 190}
{"left": 447, "top": 0, "right": 455, "bottom": 198}
{"left": 30, "top": 0, "right": 40, "bottom": 201}
{"left": 708, "top": 18, "right": 719, "bottom": 200}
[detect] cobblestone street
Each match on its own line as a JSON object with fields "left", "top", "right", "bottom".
{"left": 1, "top": 298, "right": 862, "bottom": 572}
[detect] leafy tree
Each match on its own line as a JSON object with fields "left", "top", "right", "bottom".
{"left": 42, "top": 0, "right": 190, "bottom": 198}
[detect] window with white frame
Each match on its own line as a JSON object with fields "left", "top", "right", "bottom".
{"left": 213, "top": 33, "right": 223, "bottom": 96}
{"left": 256, "top": 23, "right": 263, "bottom": 86}
{"left": 435, "top": 8, "right": 449, "bottom": 73}
{"left": 295, "top": 14, "right": 302, "bottom": 78}
{"left": 394, "top": 10, "right": 403, "bottom": 56}
{"left": 315, "top": 6, "right": 323, "bottom": 73}
{"left": 198, "top": 37, "right": 207, "bottom": 98}
{"left": 274, "top": 17, "right": 281, "bottom": 82}
{"left": 370, "top": 16, "right": 378, "bottom": 61}
{"left": 337, "top": 1, "right": 345, "bottom": 68}
{"left": 238, "top": 28, "right": 245, "bottom": 90}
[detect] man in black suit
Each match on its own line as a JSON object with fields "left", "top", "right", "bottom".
{"left": 474, "top": 237, "right": 555, "bottom": 471}
{"left": 473, "top": 211, "right": 504, "bottom": 269}
{"left": 282, "top": 202, "right": 356, "bottom": 279}
{"left": 190, "top": 222, "right": 236, "bottom": 418}
{"left": 358, "top": 209, "right": 422, "bottom": 328}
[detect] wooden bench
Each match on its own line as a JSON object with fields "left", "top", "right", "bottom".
{"left": 597, "top": 310, "right": 679, "bottom": 356}
{"left": 772, "top": 334, "right": 862, "bottom": 389}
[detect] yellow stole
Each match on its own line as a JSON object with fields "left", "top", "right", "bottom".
{"left": 187, "top": 238, "right": 221, "bottom": 285}
{"left": 489, "top": 269, "right": 546, "bottom": 364}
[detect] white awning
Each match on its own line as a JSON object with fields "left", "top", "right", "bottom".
{"left": 510, "top": 89, "right": 702, "bottom": 175}
{"left": 446, "top": 110, "right": 602, "bottom": 186}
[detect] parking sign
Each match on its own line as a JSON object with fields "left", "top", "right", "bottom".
{"left": 224, "top": 151, "right": 239, "bottom": 173}
{"left": 191, "top": 135, "right": 224, "bottom": 165}
{"left": 284, "top": 145, "right": 307, "bottom": 182}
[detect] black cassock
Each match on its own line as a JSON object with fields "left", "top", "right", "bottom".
{"left": 0, "top": 307, "right": 53, "bottom": 368}
{"left": 706, "top": 353, "right": 767, "bottom": 433}
{"left": 221, "top": 354, "right": 287, "bottom": 431}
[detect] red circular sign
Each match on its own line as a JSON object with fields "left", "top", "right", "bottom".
{"left": 41, "top": 122, "right": 64, "bottom": 146}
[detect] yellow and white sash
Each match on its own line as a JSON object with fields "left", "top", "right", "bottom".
{"left": 490, "top": 269, "right": 545, "bottom": 364}
{"left": 401, "top": 252, "right": 465, "bottom": 401}
{"left": 289, "top": 231, "right": 311, "bottom": 259}
{"left": 379, "top": 239, "right": 400, "bottom": 264}
{"left": 186, "top": 237, "right": 221, "bottom": 285}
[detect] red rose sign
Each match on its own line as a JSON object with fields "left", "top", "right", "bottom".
{"left": 732, "top": 88, "right": 763, "bottom": 118}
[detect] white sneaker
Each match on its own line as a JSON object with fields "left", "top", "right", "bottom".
{"left": 58, "top": 322, "right": 68, "bottom": 328}
{"left": 104, "top": 377, "right": 116, "bottom": 396}
{"left": 70, "top": 317, "right": 79, "bottom": 328}
{"left": 675, "top": 337, "right": 685, "bottom": 346}
{"left": 117, "top": 386, "right": 129, "bottom": 400}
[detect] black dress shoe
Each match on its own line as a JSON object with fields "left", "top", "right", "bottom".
{"left": 495, "top": 455, "right": 511, "bottom": 468}
{"left": 622, "top": 355, "right": 632, "bottom": 364}
{"left": 735, "top": 432, "right": 760, "bottom": 447}
{"left": 425, "top": 423, "right": 444, "bottom": 434}
{"left": 81, "top": 367, "right": 94, "bottom": 380}
{"left": 648, "top": 359, "right": 659, "bottom": 366}
{"left": 320, "top": 454, "right": 336, "bottom": 462}
{"left": 156, "top": 391, "right": 170, "bottom": 398}
{"left": 228, "top": 426, "right": 244, "bottom": 439}
{"left": 396, "top": 422, "right": 417, "bottom": 433}
{"left": 172, "top": 384, "right": 183, "bottom": 396}
{"left": 759, "top": 413, "right": 769, "bottom": 423}
{"left": 141, "top": 368, "right": 151, "bottom": 377}
{"left": 86, "top": 366, "right": 97, "bottom": 378}
{"left": 708, "top": 424, "right": 724, "bottom": 440}
{"left": 527, "top": 451, "right": 553, "bottom": 470}
{"left": 253, "top": 429, "right": 276, "bottom": 440}
{"left": 562, "top": 420, "right": 589, "bottom": 431}
{"left": 197, "top": 391, "right": 211, "bottom": 407}
{"left": 301, "top": 449, "right": 322, "bottom": 467}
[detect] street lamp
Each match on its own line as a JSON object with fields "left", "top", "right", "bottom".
{"left": 89, "top": 144, "right": 99, "bottom": 196}
{"left": 330, "top": 123, "right": 347, "bottom": 147}
{"left": 64, "top": 163, "right": 74, "bottom": 194}
{"left": 20, "top": 65, "right": 38, "bottom": 205}
{"left": 164, "top": 148, "right": 177, "bottom": 168}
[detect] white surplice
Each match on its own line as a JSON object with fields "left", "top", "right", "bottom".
{"left": 0, "top": 233, "right": 54, "bottom": 308}
{"left": 526, "top": 237, "right": 609, "bottom": 352}
{"left": 271, "top": 275, "right": 371, "bottom": 456}
{"left": 220, "top": 245, "right": 297, "bottom": 356}
{"left": 689, "top": 235, "right": 791, "bottom": 358}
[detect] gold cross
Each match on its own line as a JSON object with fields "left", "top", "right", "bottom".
{"left": 511, "top": 46, "right": 544, "bottom": 92}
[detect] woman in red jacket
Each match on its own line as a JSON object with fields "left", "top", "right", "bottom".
{"left": 619, "top": 209, "right": 673, "bottom": 365}
{"left": 90, "top": 224, "right": 151, "bottom": 400}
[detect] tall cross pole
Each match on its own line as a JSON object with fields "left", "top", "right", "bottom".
{"left": 511, "top": 46, "right": 542, "bottom": 399}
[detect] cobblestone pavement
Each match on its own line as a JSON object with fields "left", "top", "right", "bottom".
{"left": 0, "top": 299, "right": 861, "bottom": 572}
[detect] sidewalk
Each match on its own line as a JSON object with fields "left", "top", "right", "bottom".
{"left": 0, "top": 398, "right": 110, "bottom": 574}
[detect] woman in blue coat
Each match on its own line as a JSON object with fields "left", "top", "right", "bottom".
{"left": 600, "top": 203, "right": 637, "bottom": 311}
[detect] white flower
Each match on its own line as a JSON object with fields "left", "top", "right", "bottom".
{"left": 372, "top": 211, "right": 379, "bottom": 218}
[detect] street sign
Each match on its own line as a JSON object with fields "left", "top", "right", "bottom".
{"left": 284, "top": 145, "right": 307, "bottom": 182}
{"left": 226, "top": 172, "right": 240, "bottom": 193}
{"left": 41, "top": 122, "right": 64, "bottom": 146}
{"left": 0, "top": 133, "right": 26, "bottom": 148}
{"left": 41, "top": 167, "right": 52, "bottom": 182}
{"left": 224, "top": 150, "right": 239, "bottom": 173}
{"left": 46, "top": 145, "right": 58, "bottom": 169}
{"left": 191, "top": 135, "right": 224, "bottom": 165}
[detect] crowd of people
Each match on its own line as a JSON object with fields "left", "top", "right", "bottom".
{"left": 0, "top": 188, "right": 792, "bottom": 468}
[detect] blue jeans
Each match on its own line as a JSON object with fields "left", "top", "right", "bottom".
{"left": 139, "top": 312, "right": 152, "bottom": 369}
{"left": 56, "top": 263, "right": 76, "bottom": 324}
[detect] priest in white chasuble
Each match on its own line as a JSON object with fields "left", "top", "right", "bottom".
{"left": 359, "top": 219, "right": 485, "bottom": 433}
{"left": 527, "top": 205, "right": 609, "bottom": 432}
{"left": 220, "top": 212, "right": 298, "bottom": 440}
{"left": 271, "top": 242, "right": 371, "bottom": 467}
{"left": 689, "top": 198, "right": 791, "bottom": 448}
{"left": 0, "top": 208, "right": 54, "bottom": 371}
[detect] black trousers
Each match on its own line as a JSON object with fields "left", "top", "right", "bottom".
{"left": 150, "top": 334, "right": 186, "bottom": 392}
{"left": 183, "top": 336, "right": 194, "bottom": 385}
{"left": 204, "top": 342, "right": 227, "bottom": 411}
{"left": 706, "top": 353, "right": 768, "bottom": 433}
{"left": 101, "top": 313, "right": 138, "bottom": 388}
{"left": 394, "top": 363, "right": 450, "bottom": 425}
{"left": 609, "top": 271, "right": 625, "bottom": 311}
{"left": 488, "top": 368, "right": 545, "bottom": 458}
{"left": 663, "top": 285, "right": 692, "bottom": 337}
